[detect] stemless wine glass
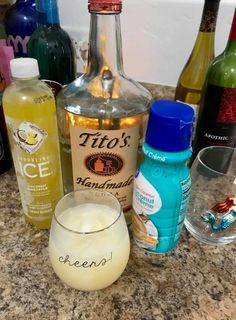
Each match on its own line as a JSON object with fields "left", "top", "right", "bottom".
{"left": 185, "top": 146, "right": 236, "bottom": 245}
{"left": 49, "top": 189, "right": 130, "bottom": 291}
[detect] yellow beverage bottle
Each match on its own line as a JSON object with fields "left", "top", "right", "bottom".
{"left": 2, "top": 58, "right": 63, "bottom": 229}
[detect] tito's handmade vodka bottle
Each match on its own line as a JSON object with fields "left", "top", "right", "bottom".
{"left": 56, "top": 0, "right": 152, "bottom": 223}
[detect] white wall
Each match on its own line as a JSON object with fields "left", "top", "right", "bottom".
{"left": 58, "top": 0, "right": 235, "bottom": 87}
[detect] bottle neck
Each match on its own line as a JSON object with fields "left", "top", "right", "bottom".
{"left": 190, "top": 0, "right": 220, "bottom": 60}
{"left": 86, "top": 12, "right": 124, "bottom": 77}
{"left": 199, "top": 0, "right": 220, "bottom": 33}
{"left": 13, "top": 76, "right": 39, "bottom": 84}
{"left": 225, "top": 9, "right": 236, "bottom": 52}
{"left": 36, "top": 0, "right": 60, "bottom": 25}
{"left": 143, "top": 143, "right": 192, "bottom": 164}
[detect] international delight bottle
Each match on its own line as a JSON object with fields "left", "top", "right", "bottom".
{"left": 56, "top": 0, "right": 152, "bottom": 224}
{"left": 132, "top": 100, "right": 194, "bottom": 253}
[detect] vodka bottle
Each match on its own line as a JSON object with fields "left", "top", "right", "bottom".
{"left": 56, "top": 0, "right": 152, "bottom": 223}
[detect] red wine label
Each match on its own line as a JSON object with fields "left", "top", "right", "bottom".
{"left": 217, "top": 88, "right": 236, "bottom": 123}
{"left": 196, "top": 84, "right": 236, "bottom": 149}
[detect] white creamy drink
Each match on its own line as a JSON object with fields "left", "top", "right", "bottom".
{"left": 49, "top": 202, "right": 130, "bottom": 291}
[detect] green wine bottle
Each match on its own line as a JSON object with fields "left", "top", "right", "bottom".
{"left": 193, "top": 8, "right": 236, "bottom": 158}
{"left": 175, "top": 0, "right": 221, "bottom": 137}
{"left": 27, "top": 0, "right": 76, "bottom": 87}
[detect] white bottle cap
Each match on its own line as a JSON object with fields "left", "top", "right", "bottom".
{"left": 10, "top": 58, "right": 40, "bottom": 79}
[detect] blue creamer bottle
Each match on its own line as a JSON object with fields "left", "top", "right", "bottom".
{"left": 132, "top": 100, "right": 194, "bottom": 254}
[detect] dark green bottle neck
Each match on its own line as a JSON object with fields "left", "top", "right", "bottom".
{"left": 225, "top": 9, "right": 236, "bottom": 52}
{"left": 199, "top": 0, "right": 220, "bottom": 32}
{"left": 36, "top": 0, "right": 60, "bottom": 25}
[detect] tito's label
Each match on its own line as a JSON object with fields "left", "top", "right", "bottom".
{"left": 70, "top": 126, "right": 139, "bottom": 211}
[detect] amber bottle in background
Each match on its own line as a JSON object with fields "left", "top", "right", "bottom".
{"left": 56, "top": 0, "right": 152, "bottom": 223}
{"left": 192, "top": 8, "right": 236, "bottom": 161}
{"left": 175, "top": 0, "right": 221, "bottom": 140}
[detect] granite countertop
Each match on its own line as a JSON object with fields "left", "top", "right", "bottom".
{"left": 1, "top": 85, "right": 236, "bottom": 320}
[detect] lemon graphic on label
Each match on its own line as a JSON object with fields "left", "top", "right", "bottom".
{"left": 25, "top": 131, "right": 38, "bottom": 145}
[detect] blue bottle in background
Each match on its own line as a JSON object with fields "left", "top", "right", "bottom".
{"left": 132, "top": 100, "right": 194, "bottom": 254}
{"left": 4, "top": 0, "right": 36, "bottom": 57}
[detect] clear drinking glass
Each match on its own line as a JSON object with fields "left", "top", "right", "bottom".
{"left": 49, "top": 189, "right": 130, "bottom": 291}
{"left": 185, "top": 146, "right": 236, "bottom": 245}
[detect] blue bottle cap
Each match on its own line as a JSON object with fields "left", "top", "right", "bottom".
{"left": 145, "top": 100, "right": 194, "bottom": 152}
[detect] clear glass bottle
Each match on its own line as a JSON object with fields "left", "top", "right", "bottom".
{"left": 27, "top": 0, "right": 76, "bottom": 86}
{"left": 175, "top": 0, "right": 221, "bottom": 136}
{"left": 56, "top": 0, "right": 152, "bottom": 223}
{"left": 193, "top": 8, "right": 236, "bottom": 160}
{"left": 2, "top": 58, "right": 63, "bottom": 229}
{"left": 4, "top": 0, "right": 36, "bottom": 57}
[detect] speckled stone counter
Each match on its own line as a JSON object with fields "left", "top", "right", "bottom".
{"left": 1, "top": 85, "right": 236, "bottom": 320}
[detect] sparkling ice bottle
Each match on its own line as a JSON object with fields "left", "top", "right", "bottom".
{"left": 2, "top": 58, "right": 63, "bottom": 229}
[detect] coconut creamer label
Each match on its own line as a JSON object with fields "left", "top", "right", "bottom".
{"left": 132, "top": 169, "right": 159, "bottom": 250}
